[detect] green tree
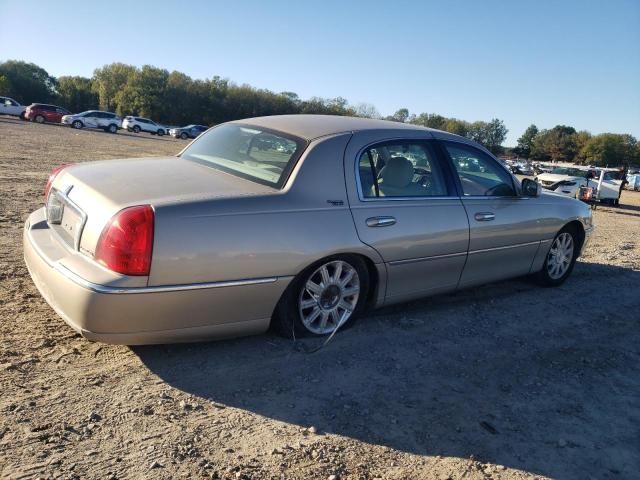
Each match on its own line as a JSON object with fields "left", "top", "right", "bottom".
{"left": 412, "top": 112, "right": 446, "bottom": 129}
{"left": 354, "top": 102, "right": 380, "bottom": 119}
{"left": 573, "top": 130, "right": 593, "bottom": 164}
{"left": 483, "top": 118, "right": 508, "bottom": 154}
{"left": 92, "top": 63, "right": 136, "bottom": 111}
{"left": 443, "top": 118, "right": 470, "bottom": 137}
{"left": 531, "top": 125, "right": 577, "bottom": 162}
{"left": 515, "top": 124, "right": 539, "bottom": 158}
{"left": 56, "top": 76, "right": 97, "bottom": 112}
{"left": 387, "top": 108, "right": 410, "bottom": 123}
{"left": 0, "top": 75, "right": 10, "bottom": 94}
{"left": 581, "top": 133, "right": 637, "bottom": 167}
{"left": 117, "top": 65, "right": 169, "bottom": 118}
{"left": 0, "top": 60, "right": 57, "bottom": 103}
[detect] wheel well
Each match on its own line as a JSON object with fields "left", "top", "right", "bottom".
{"left": 356, "top": 254, "right": 380, "bottom": 309}
{"left": 273, "top": 252, "right": 381, "bottom": 315}
{"left": 564, "top": 220, "right": 585, "bottom": 253}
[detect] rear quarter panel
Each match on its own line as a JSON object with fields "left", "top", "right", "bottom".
{"left": 148, "top": 133, "right": 383, "bottom": 286}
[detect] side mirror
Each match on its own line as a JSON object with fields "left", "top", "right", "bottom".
{"left": 521, "top": 178, "right": 541, "bottom": 197}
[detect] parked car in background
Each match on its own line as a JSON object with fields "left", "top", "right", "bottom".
{"left": 625, "top": 174, "right": 640, "bottom": 191}
{"left": 0, "top": 96, "right": 27, "bottom": 119}
{"left": 61, "top": 110, "right": 122, "bottom": 133}
{"left": 536, "top": 166, "right": 590, "bottom": 198}
{"left": 533, "top": 163, "right": 553, "bottom": 174}
{"left": 510, "top": 160, "right": 534, "bottom": 176}
{"left": 25, "top": 104, "right": 71, "bottom": 124}
{"left": 23, "top": 115, "right": 593, "bottom": 345}
{"left": 170, "top": 124, "right": 208, "bottom": 139}
{"left": 122, "top": 116, "right": 168, "bottom": 136}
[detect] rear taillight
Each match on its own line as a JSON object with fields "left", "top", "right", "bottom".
{"left": 95, "top": 205, "right": 154, "bottom": 276}
{"left": 44, "top": 165, "right": 69, "bottom": 201}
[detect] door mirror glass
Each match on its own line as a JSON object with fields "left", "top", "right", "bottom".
{"left": 521, "top": 178, "right": 540, "bottom": 197}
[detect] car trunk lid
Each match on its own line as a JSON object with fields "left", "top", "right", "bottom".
{"left": 49, "top": 156, "right": 275, "bottom": 258}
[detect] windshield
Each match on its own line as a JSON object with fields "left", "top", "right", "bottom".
{"left": 180, "top": 123, "right": 306, "bottom": 188}
{"left": 550, "top": 167, "right": 585, "bottom": 177}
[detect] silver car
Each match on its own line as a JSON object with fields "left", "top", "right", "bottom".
{"left": 24, "top": 115, "right": 593, "bottom": 344}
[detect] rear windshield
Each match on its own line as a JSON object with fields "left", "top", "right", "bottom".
{"left": 180, "top": 123, "right": 306, "bottom": 188}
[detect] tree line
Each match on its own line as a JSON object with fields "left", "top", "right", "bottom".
{"left": 0, "top": 60, "right": 637, "bottom": 166}
{"left": 513, "top": 124, "right": 638, "bottom": 167}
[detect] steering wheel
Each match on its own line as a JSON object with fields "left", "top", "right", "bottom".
{"left": 413, "top": 167, "right": 433, "bottom": 189}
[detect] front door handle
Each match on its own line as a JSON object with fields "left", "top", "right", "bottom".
{"left": 474, "top": 212, "right": 495, "bottom": 221}
{"left": 366, "top": 216, "right": 396, "bottom": 227}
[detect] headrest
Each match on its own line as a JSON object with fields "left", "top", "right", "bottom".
{"left": 380, "top": 156, "right": 413, "bottom": 187}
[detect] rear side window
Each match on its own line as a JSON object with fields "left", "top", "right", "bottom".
{"left": 358, "top": 141, "right": 449, "bottom": 198}
{"left": 443, "top": 142, "right": 515, "bottom": 197}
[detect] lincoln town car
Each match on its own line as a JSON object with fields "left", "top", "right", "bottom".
{"left": 24, "top": 115, "right": 593, "bottom": 344}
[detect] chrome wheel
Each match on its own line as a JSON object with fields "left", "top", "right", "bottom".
{"left": 298, "top": 260, "right": 360, "bottom": 335}
{"left": 72, "top": 120, "right": 82, "bottom": 129}
{"left": 547, "top": 232, "right": 574, "bottom": 280}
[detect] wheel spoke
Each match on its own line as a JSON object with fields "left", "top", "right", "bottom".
{"left": 306, "top": 280, "right": 323, "bottom": 295}
{"left": 329, "top": 310, "right": 340, "bottom": 327}
{"left": 301, "top": 298, "right": 318, "bottom": 309}
{"left": 332, "top": 262, "right": 343, "bottom": 283}
{"left": 340, "top": 270, "right": 355, "bottom": 287}
{"left": 342, "top": 286, "right": 359, "bottom": 297}
{"left": 319, "top": 311, "right": 329, "bottom": 330}
{"left": 306, "top": 307, "right": 322, "bottom": 325}
{"left": 338, "top": 300, "right": 354, "bottom": 312}
{"left": 320, "top": 266, "right": 331, "bottom": 286}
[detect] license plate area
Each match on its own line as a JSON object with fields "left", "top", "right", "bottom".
{"left": 46, "top": 188, "right": 87, "bottom": 251}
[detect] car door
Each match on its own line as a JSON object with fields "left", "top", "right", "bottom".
{"left": 440, "top": 140, "right": 543, "bottom": 287}
{"left": 43, "top": 106, "right": 56, "bottom": 122}
{"left": 344, "top": 131, "right": 469, "bottom": 305}
{"left": 54, "top": 108, "right": 68, "bottom": 123}
{"left": 83, "top": 112, "right": 98, "bottom": 128}
{"left": 597, "top": 171, "right": 622, "bottom": 200}
{"left": 2, "top": 97, "right": 18, "bottom": 115}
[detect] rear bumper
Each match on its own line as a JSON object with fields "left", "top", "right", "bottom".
{"left": 23, "top": 209, "right": 289, "bottom": 344}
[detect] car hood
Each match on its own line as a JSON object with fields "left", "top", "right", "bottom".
{"left": 55, "top": 156, "right": 274, "bottom": 211}
{"left": 537, "top": 173, "right": 583, "bottom": 182}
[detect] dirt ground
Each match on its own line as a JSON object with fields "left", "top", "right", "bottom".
{"left": 1, "top": 116, "right": 639, "bottom": 480}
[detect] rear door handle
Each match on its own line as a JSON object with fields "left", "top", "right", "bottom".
{"left": 366, "top": 216, "right": 396, "bottom": 227}
{"left": 474, "top": 212, "right": 495, "bottom": 221}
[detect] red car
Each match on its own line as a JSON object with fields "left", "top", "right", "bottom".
{"left": 25, "top": 104, "right": 71, "bottom": 124}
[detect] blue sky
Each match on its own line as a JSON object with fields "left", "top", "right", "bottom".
{"left": 1, "top": 0, "right": 638, "bottom": 145}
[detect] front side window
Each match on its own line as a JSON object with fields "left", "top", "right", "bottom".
{"left": 180, "top": 123, "right": 305, "bottom": 188}
{"left": 444, "top": 142, "right": 516, "bottom": 196}
{"left": 358, "top": 141, "right": 448, "bottom": 198}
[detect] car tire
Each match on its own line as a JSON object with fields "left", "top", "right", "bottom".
{"left": 19, "top": 111, "right": 26, "bottom": 120}
{"left": 72, "top": 120, "right": 83, "bottom": 129}
{"left": 536, "top": 225, "right": 579, "bottom": 287}
{"left": 107, "top": 124, "right": 118, "bottom": 134}
{"left": 157, "top": 129, "right": 164, "bottom": 136}
{"left": 272, "top": 254, "right": 370, "bottom": 338}
{"left": 133, "top": 125, "right": 140, "bottom": 133}
{"left": 180, "top": 132, "right": 188, "bottom": 140}
{"left": 34, "top": 115, "right": 45, "bottom": 124}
